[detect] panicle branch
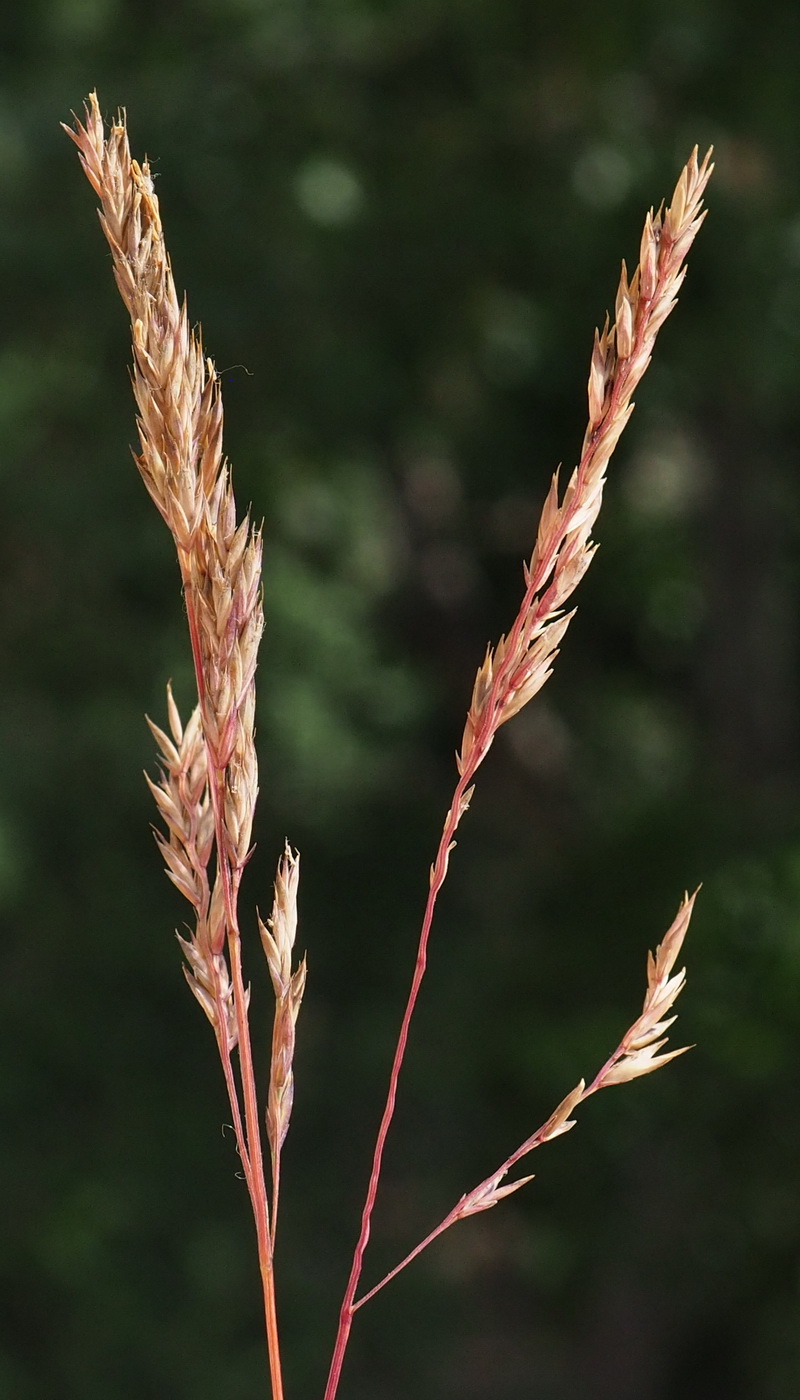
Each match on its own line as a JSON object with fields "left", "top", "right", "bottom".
{"left": 323, "top": 151, "right": 711, "bottom": 1400}
{"left": 69, "top": 94, "right": 709, "bottom": 1400}
{"left": 354, "top": 892, "right": 697, "bottom": 1310}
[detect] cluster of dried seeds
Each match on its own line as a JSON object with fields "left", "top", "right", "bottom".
{"left": 66, "top": 93, "right": 296, "bottom": 1400}
{"left": 68, "top": 95, "right": 711, "bottom": 1400}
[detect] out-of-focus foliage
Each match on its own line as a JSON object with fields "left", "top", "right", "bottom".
{"left": 2, "top": 2, "right": 800, "bottom": 1397}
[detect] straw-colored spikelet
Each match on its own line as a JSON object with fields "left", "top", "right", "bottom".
{"left": 145, "top": 685, "right": 242, "bottom": 1049}
{"left": 599, "top": 888, "right": 695, "bottom": 1086}
{"left": 259, "top": 847, "right": 306, "bottom": 1213}
{"left": 65, "top": 90, "right": 283, "bottom": 1064}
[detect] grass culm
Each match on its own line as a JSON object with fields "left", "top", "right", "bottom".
{"left": 66, "top": 92, "right": 712, "bottom": 1399}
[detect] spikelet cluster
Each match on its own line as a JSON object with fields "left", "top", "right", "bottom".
{"left": 453, "top": 890, "right": 696, "bottom": 1220}
{"left": 352, "top": 887, "right": 697, "bottom": 1313}
{"left": 144, "top": 686, "right": 242, "bottom": 1045}
{"left": 458, "top": 149, "right": 713, "bottom": 781}
{"left": 67, "top": 97, "right": 305, "bottom": 1173}
{"left": 66, "top": 94, "right": 263, "bottom": 977}
{"left": 600, "top": 888, "right": 695, "bottom": 1086}
{"left": 372, "top": 888, "right": 696, "bottom": 1301}
{"left": 259, "top": 848, "right": 307, "bottom": 1172}
{"left": 328, "top": 152, "right": 711, "bottom": 1343}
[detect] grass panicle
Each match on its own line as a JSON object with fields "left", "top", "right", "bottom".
{"left": 68, "top": 91, "right": 711, "bottom": 1400}
{"left": 353, "top": 889, "right": 698, "bottom": 1310}
{"left": 66, "top": 91, "right": 289, "bottom": 1400}
{"left": 323, "top": 145, "right": 711, "bottom": 1400}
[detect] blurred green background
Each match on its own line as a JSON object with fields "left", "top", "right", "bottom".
{"left": 3, "top": 2, "right": 800, "bottom": 1397}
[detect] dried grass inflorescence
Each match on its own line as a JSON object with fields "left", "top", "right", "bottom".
{"left": 66, "top": 92, "right": 299, "bottom": 1400}
{"left": 65, "top": 95, "right": 263, "bottom": 957}
{"left": 145, "top": 686, "right": 241, "bottom": 1049}
{"left": 68, "top": 92, "right": 711, "bottom": 1400}
{"left": 459, "top": 148, "right": 713, "bottom": 782}
{"left": 323, "top": 148, "right": 712, "bottom": 1399}
{"left": 353, "top": 890, "right": 698, "bottom": 1311}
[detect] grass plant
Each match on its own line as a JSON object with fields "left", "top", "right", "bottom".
{"left": 66, "top": 92, "right": 712, "bottom": 1398}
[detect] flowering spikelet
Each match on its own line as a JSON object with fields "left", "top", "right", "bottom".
{"left": 259, "top": 846, "right": 306, "bottom": 1172}
{"left": 145, "top": 685, "right": 240, "bottom": 1050}
{"left": 600, "top": 889, "right": 695, "bottom": 1086}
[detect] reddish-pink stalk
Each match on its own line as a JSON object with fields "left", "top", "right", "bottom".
{"left": 322, "top": 769, "right": 473, "bottom": 1399}
{"left": 270, "top": 1160, "right": 282, "bottom": 1252}
{"left": 348, "top": 1071, "right": 604, "bottom": 1315}
{"left": 354, "top": 887, "right": 697, "bottom": 1311}
{"left": 322, "top": 159, "right": 708, "bottom": 1400}
{"left": 322, "top": 470, "right": 598, "bottom": 1396}
{"left": 213, "top": 997, "right": 253, "bottom": 1189}
{"left": 181, "top": 558, "right": 284, "bottom": 1400}
{"left": 228, "top": 930, "right": 284, "bottom": 1400}
{"left": 324, "top": 390, "right": 626, "bottom": 1400}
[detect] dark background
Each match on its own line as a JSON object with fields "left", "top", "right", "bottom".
{"left": 3, "top": 2, "right": 800, "bottom": 1397}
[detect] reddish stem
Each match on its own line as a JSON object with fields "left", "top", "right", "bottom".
{"left": 180, "top": 555, "right": 284, "bottom": 1400}
{"left": 322, "top": 231, "right": 679, "bottom": 1400}
{"left": 322, "top": 766, "right": 474, "bottom": 1400}
{"left": 322, "top": 435, "right": 607, "bottom": 1399}
{"left": 229, "top": 927, "right": 284, "bottom": 1400}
